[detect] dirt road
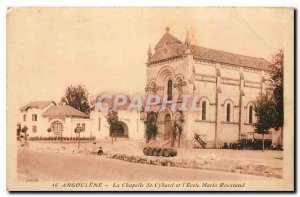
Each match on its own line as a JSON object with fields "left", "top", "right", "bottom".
{"left": 17, "top": 150, "right": 277, "bottom": 182}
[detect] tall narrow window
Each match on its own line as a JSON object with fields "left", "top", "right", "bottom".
{"left": 32, "top": 114, "right": 37, "bottom": 122}
{"left": 226, "top": 103, "right": 231, "bottom": 122}
{"left": 81, "top": 123, "right": 86, "bottom": 131}
{"left": 202, "top": 101, "right": 206, "bottom": 120}
{"left": 167, "top": 80, "right": 172, "bottom": 100}
{"left": 249, "top": 106, "right": 253, "bottom": 123}
{"left": 23, "top": 114, "right": 26, "bottom": 122}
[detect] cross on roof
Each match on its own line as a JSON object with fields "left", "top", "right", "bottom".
{"left": 165, "top": 26, "right": 170, "bottom": 32}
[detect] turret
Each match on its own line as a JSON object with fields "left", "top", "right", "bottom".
{"left": 147, "top": 45, "right": 152, "bottom": 64}
{"left": 185, "top": 31, "right": 191, "bottom": 53}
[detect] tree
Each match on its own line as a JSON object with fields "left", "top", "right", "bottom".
{"left": 254, "top": 49, "right": 284, "bottom": 151}
{"left": 60, "top": 85, "right": 91, "bottom": 114}
{"left": 171, "top": 112, "right": 184, "bottom": 147}
{"left": 21, "top": 126, "right": 28, "bottom": 141}
{"left": 21, "top": 126, "right": 28, "bottom": 133}
{"left": 17, "top": 124, "right": 21, "bottom": 137}
{"left": 254, "top": 95, "right": 277, "bottom": 151}
{"left": 105, "top": 108, "right": 120, "bottom": 144}
{"left": 270, "top": 49, "right": 284, "bottom": 129}
{"left": 144, "top": 111, "right": 158, "bottom": 143}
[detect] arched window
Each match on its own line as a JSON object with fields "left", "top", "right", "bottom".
{"left": 226, "top": 103, "right": 231, "bottom": 122}
{"left": 202, "top": 101, "right": 206, "bottom": 120}
{"left": 167, "top": 80, "right": 172, "bottom": 100}
{"left": 249, "top": 106, "right": 253, "bottom": 123}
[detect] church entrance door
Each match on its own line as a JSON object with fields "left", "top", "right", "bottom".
{"left": 164, "top": 114, "right": 172, "bottom": 141}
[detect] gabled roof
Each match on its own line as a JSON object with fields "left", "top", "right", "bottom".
{"left": 151, "top": 43, "right": 185, "bottom": 63}
{"left": 20, "top": 101, "right": 55, "bottom": 111}
{"left": 42, "top": 105, "right": 89, "bottom": 118}
{"left": 151, "top": 32, "right": 185, "bottom": 63}
{"left": 154, "top": 32, "right": 182, "bottom": 49}
{"left": 149, "top": 32, "right": 272, "bottom": 70}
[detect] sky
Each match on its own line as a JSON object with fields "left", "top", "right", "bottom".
{"left": 7, "top": 7, "right": 293, "bottom": 116}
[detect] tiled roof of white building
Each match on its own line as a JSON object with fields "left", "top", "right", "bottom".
{"left": 42, "top": 105, "right": 89, "bottom": 118}
{"left": 20, "top": 101, "right": 55, "bottom": 111}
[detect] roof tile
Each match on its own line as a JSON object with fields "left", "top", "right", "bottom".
{"left": 150, "top": 32, "right": 272, "bottom": 70}
{"left": 20, "top": 101, "right": 55, "bottom": 111}
{"left": 42, "top": 105, "right": 89, "bottom": 118}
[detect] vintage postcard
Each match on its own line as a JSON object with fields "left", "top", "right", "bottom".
{"left": 6, "top": 7, "right": 294, "bottom": 191}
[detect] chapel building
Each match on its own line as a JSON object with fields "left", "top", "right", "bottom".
{"left": 144, "top": 28, "right": 279, "bottom": 148}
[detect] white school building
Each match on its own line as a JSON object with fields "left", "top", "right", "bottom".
{"left": 18, "top": 101, "right": 92, "bottom": 139}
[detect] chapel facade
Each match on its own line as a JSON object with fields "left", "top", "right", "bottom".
{"left": 144, "top": 28, "right": 277, "bottom": 148}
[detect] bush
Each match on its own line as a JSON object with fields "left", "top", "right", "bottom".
{"left": 21, "top": 126, "right": 28, "bottom": 133}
